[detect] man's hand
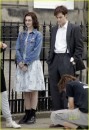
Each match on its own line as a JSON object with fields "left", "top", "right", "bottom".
{"left": 70, "top": 57, "right": 76, "bottom": 65}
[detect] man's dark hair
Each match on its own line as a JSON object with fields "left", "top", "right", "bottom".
{"left": 54, "top": 5, "right": 68, "bottom": 16}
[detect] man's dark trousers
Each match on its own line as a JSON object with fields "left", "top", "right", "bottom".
{"left": 48, "top": 53, "right": 75, "bottom": 110}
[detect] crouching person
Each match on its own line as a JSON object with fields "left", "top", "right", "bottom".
{"left": 50, "top": 74, "right": 88, "bottom": 129}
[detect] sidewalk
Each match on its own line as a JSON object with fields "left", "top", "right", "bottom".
{"left": 1, "top": 112, "right": 88, "bottom": 130}
{"left": 1, "top": 111, "right": 64, "bottom": 129}
{"left": 1, "top": 118, "right": 52, "bottom": 129}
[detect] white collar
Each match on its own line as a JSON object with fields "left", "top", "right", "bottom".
{"left": 59, "top": 21, "right": 68, "bottom": 29}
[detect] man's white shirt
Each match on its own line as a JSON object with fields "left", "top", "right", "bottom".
{"left": 54, "top": 21, "right": 69, "bottom": 53}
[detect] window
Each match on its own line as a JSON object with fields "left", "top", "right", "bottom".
{"left": 34, "top": 0, "right": 74, "bottom": 10}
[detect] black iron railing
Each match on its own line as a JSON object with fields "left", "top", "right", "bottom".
{"left": 1, "top": 21, "right": 88, "bottom": 113}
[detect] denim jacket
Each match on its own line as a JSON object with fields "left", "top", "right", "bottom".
{"left": 16, "top": 29, "right": 43, "bottom": 65}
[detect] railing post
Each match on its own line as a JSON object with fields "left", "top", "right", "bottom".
{"left": 86, "top": 22, "right": 88, "bottom": 84}
{"left": 1, "top": 21, "right": 88, "bottom": 113}
{"left": 42, "top": 21, "right": 46, "bottom": 74}
{"left": 8, "top": 22, "right": 12, "bottom": 100}
{"left": 49, "top": 21, "right": 52, "bottom": 48}
{"left": 2, "top": 21, "right": 6, "bottom": 71}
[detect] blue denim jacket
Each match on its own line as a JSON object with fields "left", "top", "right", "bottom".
{"left": 16, "top": 29, "right": 43, "bottom": 64}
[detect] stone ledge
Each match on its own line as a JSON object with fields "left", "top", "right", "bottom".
{"left": 1, "top": 111, "right": 51, "bottom": 121}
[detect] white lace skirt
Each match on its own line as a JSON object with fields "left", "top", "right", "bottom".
{"left": 15, "top": 60, "right": 45, "bottom": 92}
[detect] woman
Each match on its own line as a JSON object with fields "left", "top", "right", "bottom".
{"left": 0, "top": 42, "right": 21, "bottom": 128}
{"left": 15, "top": 12, "right": 45, "bottom": 124}
{"left": 50, "top": 74, "right": 88, "bottom": 129}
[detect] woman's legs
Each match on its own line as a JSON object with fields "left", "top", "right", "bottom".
{"left": 50, "top": 108, "right": 88, "bottom": 128}
{"left": 19, "top": 91, "right": 38, "bottom": 124}
{"left": 19, "top": 92, "right": 31, "bottom": 124}
{"left": 30, "top": 91, "right": 38, "bottom": 110}
{"left": 24, "top": 91, "right": 38, "bottom": 113}
{"left": 24, "top": 92, "right": 31, "bottom": 109}
{"left": 51, "top": 109, "right": 78, "bottom": 128}
{"left": 30, "top": 91, "right": 38, "bottom": 121}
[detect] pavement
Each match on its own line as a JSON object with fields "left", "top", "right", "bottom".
{"left": 0, "top": 111, "right": 64, "bottom": 130}
{"left": 1, "top": 118, "right": 52, "bottom": 129}
{"left": 1, "top": 111, "right": 87, "bottom": 130}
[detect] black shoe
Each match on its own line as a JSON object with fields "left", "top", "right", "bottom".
{"left": 26, "top": 116, "right": 36, "bottom": 124}
{"left": 18, "top": 114, "right": 27, "bottom": 124}
{"left": 18, "top": 109, "right": 31, "bottom": 124}
{"left": 49, "top": 124, "right": 63, "bottom": 128}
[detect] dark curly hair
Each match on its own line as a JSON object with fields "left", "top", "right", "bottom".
{"left": 23, "top": 12, "right": 39, "bottom": 30}
{"left": 58, "top": 74, "right": 77, "bottom": 92}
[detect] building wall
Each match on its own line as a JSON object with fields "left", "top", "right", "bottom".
{"left": 1, "top": 1, "right": 88, "bottom": 83}
{"left": 1, "top": 0, "right": 88, "bottom": 25}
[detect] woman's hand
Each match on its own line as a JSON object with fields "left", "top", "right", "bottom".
{"left": 21, "top": 65, "right": 28, "bottom": 72}
{"left": 68, "top": 97, "right": 74, "bottom": 109}
{"left": 18, "top": 62, "right": 28, "bottom": 72}
{"left": 18, "top": 62, "right": 24, "bottom": 69}
{"left": 2, "top": 43, "right": 7, "bottom": 49}
{"left": 0, "top": 42, "right": 7, "bottom": 49}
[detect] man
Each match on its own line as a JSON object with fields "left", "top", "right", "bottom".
{"left": 50, "top": 74, "right": 88, "bottom": 129}
{"left": 47, "top": 5, "right": 85, "bottom": 110}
